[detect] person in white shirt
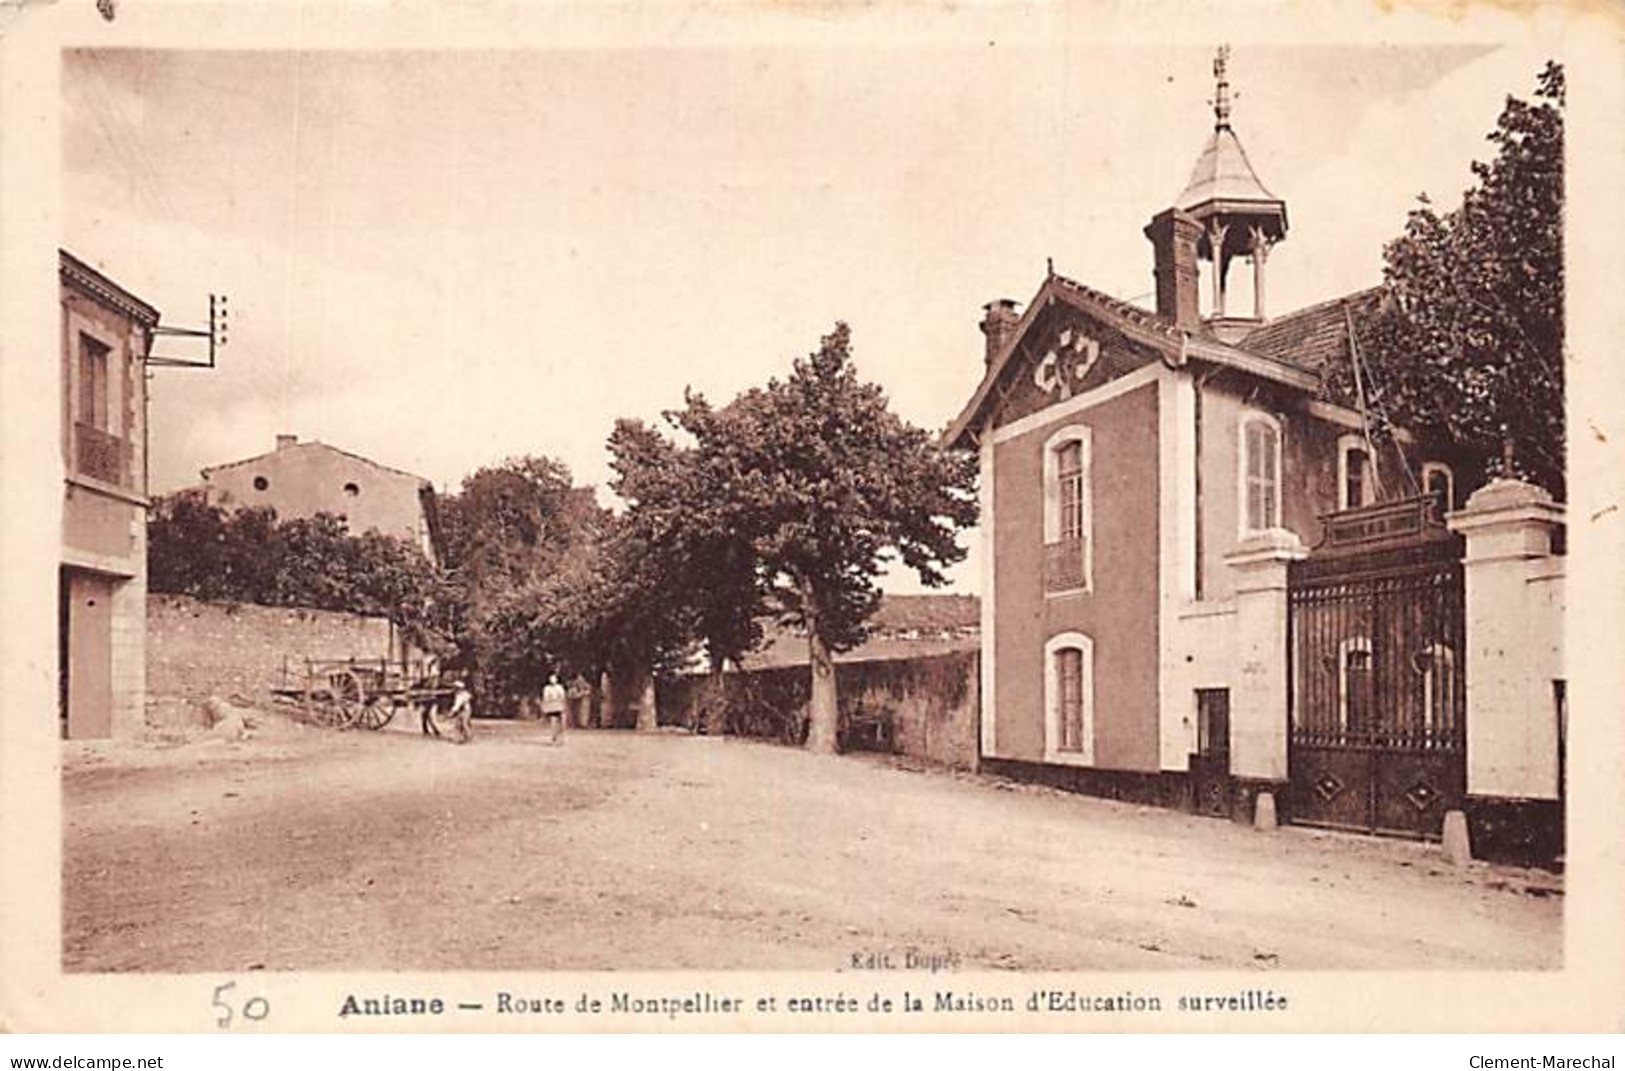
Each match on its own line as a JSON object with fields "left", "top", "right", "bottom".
{"left": 541, "top": 675, "right": 567, "bottom": 745}
{"left": 446, "top": 678, "right": 474, "bottom": 744}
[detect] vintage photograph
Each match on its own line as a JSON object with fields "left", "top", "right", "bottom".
{"left": 15, "top": 4, "right": 1613, "bottom": 1033}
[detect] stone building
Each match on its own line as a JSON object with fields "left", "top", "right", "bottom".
{"left": 945, "top": 52, "right": 1565, "bottom": 858}
{"left": 59, "top": 251, "right": 159, "bottom": 739}
{"left": 199, "top": 435, "right": 440, "bottom": 562}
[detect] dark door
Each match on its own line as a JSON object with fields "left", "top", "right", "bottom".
{"left": 1190, "top": 688, "right": 1232, "bottom": 819}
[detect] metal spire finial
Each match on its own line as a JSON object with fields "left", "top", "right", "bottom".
{"left": 1212, "top": 44, "right": 1232, "bottom": 130}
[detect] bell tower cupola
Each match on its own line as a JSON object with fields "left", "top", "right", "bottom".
{"left": 1145, "top": 46, "right": 1288, "bottom": 341}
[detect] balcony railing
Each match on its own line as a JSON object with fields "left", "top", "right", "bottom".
{"left": 75, "top": 422, "right": 130, "bottom": 487}
{"left": 1043, "top": 536, "right": 1089, "bottom": 593}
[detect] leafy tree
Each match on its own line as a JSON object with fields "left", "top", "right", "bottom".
{"left": 147, "top": 489, "right": 229, "bottom": 598}
{"left": 661, "top": 323, "right": 978, "bottom": 753}
{"left": 147, "top": 492, "right": 451, "bottom": 656}
{"left": 1359, "top": 61, "right": 1565, "bottom": 498}
{"left": 608, "top": 416, "right": 767, "bottom": 730}
{"left": 434, "top": 456, "right": 609, "bottom": 711}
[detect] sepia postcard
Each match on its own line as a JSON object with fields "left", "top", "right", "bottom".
{"left": 1, "top": 0, "right": 1622, "bottom": 1035}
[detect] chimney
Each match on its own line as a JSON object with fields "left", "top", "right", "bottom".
{"left": 1144, "top": 208, "right": 1203, "bottom": 330}
{"left": 979, "top": 299, "right": 1021, "bottom": 366}
{"left": 275, "top": 434, "right": 298, "bottom": 451}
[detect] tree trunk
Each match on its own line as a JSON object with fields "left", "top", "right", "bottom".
{"left": 636, "top": 673, "right": 658, "bottom": 732}
{"left": 702, "top": 652, "right": 728, "bottom": 736}
{"left": 802, "top": 582, "right": 839, "bottom": 754}
{"left": 588, "top": 671, "right": 605, "bottom": 729}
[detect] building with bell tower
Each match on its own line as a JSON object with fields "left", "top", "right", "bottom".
{"left": 941, "top": 46, "right": 1557, "bottom": 859}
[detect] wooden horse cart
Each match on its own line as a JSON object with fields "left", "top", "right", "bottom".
{"left": 275, "top": 657, "right": 456, "bottom": 732}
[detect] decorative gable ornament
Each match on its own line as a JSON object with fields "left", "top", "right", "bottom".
{"left": 1033, "top": 328, "right": 1101, "bottom": 400}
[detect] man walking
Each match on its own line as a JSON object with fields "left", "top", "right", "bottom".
{"left": 541, "top": 675, "right": 568, "bottom": 745}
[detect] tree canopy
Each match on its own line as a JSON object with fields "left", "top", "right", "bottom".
{"left": 1359, "top": 61, "right": 1565, "bottom": 498}
{"left": 433, "top": 457, "right": 609, "bottom": 703}
{"left": 624, "top": 322, "right": 979, "bottom": 751}
{"left": 147, "top": 491, "right": 452, "bottom": 655}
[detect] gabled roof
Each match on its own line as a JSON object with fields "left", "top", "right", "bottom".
{"left": 200, "top": 439, "right": 433, "bottom": 488}
{"left": 944, "top": 271, "right": 1319, "bottom": 447}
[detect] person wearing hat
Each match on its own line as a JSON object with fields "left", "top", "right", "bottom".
{"left": 446, "top": 677, "right": 474, "bottom": 744}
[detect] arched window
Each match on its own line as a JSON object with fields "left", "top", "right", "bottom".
{"left": 1337, "top": 434, "right": 1374, "bottom": 510}
{"left": 1417, "top": 642, "right": 1457, "bottom": 737}
{"left": 1239, "top": 413, "right": 1282, "bottom": 535}
{"left": 1044, "top": 632, "right": 1094, "bottom": 763}
{"left": 1042, "top": 425, "right": 1092, "bottom": 594}
{"left": 1337, "top": 636, "right": 1373, "bottom": 735}
{"left": 1422, "top": 462, "right": 1453, "bottom": 513}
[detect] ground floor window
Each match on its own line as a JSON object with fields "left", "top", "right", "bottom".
{"left": 1196, "top": 688, "right": 1230, "bottom": 761}
{"left": 1044, "top": 632, "right": 1094, "bottom": 763}
{"left": 1338, "top": 636, "right": 1373, "bottom": 733}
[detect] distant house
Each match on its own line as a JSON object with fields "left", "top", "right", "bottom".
{"left": 199, "top": 435, "right": 440, "bottom": 562}
{"left": 60, "top": 251, "right": 160, "bottom": 739}
{"left": 739, "top": 594, "right": 980, "bottom": 670}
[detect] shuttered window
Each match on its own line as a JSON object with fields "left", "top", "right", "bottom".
{"left": 1242, "top": 417, "right": 1280, "bottom": 533}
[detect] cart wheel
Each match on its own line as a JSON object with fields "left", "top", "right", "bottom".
{"left": 357, "top": 697, "right": 396, "bottom": 731}
{"left": 305, "top": 684, "right": 345, "bottom": 729}
{"left": 325, "top": 669, "right": 367, "bottom": 729}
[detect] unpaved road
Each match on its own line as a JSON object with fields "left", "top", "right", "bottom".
{"left": 63, "top": 722, "right": 1561, "bottom": 972}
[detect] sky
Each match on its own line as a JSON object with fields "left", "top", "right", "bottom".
{"left": 63, "top": 37, "right": 1556, "bottom": 593}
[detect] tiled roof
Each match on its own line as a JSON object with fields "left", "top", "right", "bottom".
{"left": 1047, "top": 272, "right": 1187, "bottom": 345}
{"left": 1239, "top": 286, "right": 1386, "bottom": 387}
{"left": 738, "top": 594, "right": 980, "bottom": 670}
{"left": 870, "top": 593, "right": 980, "bottom": 631}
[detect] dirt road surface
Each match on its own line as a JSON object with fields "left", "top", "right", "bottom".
{"left": 63, "top": 721, "right": 1561, "bottom": 972}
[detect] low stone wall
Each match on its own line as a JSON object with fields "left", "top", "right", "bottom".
{"left": 147, "top": 593, "right": 402, "bottom": 714}
{"left": 657, "top": 650, "right": 980, "bottom": 770}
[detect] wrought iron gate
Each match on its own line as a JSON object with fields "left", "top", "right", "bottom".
{"left": 1287, "top": 501, "right": 1466, "bottom": 839}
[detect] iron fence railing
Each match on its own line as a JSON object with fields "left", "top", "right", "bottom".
{"left": 1042, "top": 536, "right": 1089, "bottom": 593}
{"left": 74, "top": 421, "right": 129, "bottom": 486}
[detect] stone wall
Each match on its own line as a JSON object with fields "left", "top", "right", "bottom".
{"left": 657, "top": 650, "right": 980, "bottom": 770}
{"left": 147, "top": 593, "right": 401, "bottom": 712}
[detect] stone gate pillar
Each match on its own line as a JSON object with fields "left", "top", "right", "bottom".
{"left": 1223, "top": 529, "right": 1307, "bottom": 824}
{"left": 1447, "top": 479, "right": 1565, "bottom": 860}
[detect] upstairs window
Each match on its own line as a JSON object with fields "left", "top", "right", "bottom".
{"left": 1338, "top": 434, "right": 1374, "bottom": 510}
{"left": 1422, "top": 461, "right": 1454, "bottom": 513}
{"left": 1057, "top": 441, "right": 1085, "bottom": 542}
{"left": 1042, "top": 426, "right": 1092, "bottom": 594}
{"left": 78, "top": 333, "right": 110, "bottom": 432}
{"left": 1240, "top": 414, "right": 1282, "bottom": 535}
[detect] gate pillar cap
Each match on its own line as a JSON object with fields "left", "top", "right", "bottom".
{"left": 1449, "top": 478, "right": 1563, "bottom": 528}
{"left": 1224, "top": 527, "right": 1308, "bottom": 569}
